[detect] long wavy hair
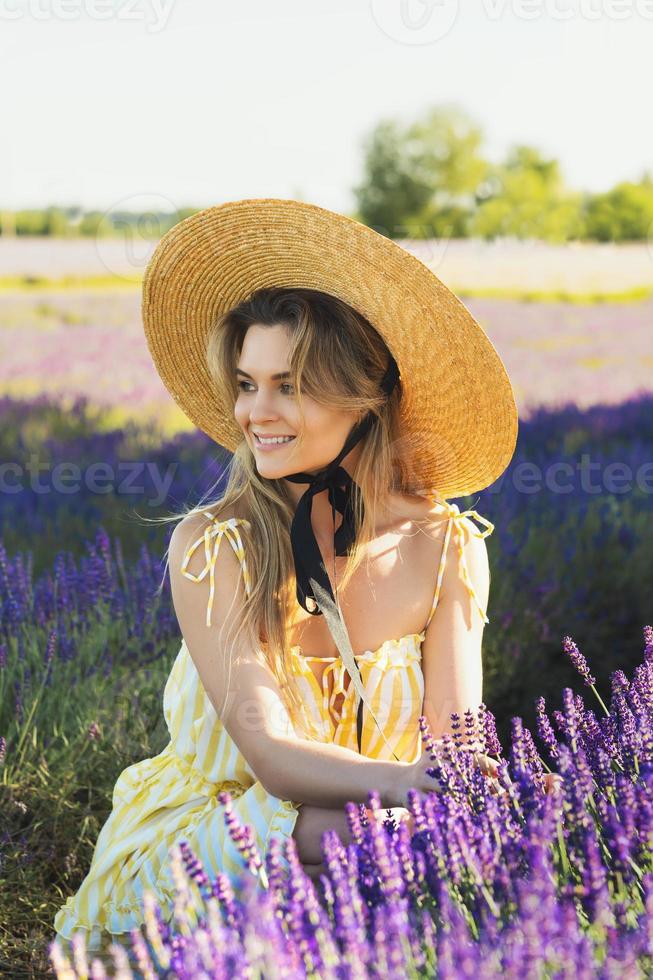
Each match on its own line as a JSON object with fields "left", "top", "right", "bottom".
{"left": 150, "top": 286, "right": 442, "bottom": 742}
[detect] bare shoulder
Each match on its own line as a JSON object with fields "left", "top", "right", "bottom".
{"left": 386, "top": 490, "right": 451, "bottom": 537}
{"left": 168, "top": 505, "right": 249, "bottom": 584}
{"left": 394, "top": 491, "right": 490, "bottom": 602}
{"left": 407, "top": 493, "right": 487, "bottom": 545}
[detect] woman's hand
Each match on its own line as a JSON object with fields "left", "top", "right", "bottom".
{"left": 393, "top": 749, "right": 445, "bottom": 808}
{"left": 542, "top": 772, "right": 563, "bottom": 794}
{"left": 394, "top": 748, "right": 562, "bottom": 807}
{"left": 469, "top": 750, "right": 562, "bottom": 796}
{"left": 365, "top": 805, "right": 414, "bottom": 834}
{"left": 469, "top": 750, "right": 506, "bottom": 794}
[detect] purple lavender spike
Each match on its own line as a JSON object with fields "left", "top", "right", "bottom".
{"left": 643, "top": 625, "right": 653, "bottom": 664}
{"left": 563, "top": 635, "right": 596, "bottom": 686}
{"left": 535, "top": 696, "right": 560, "bottom": 759}
{"left": 478, "top": 702, "right": 502, "bottom": 757}
{"left": 611, "top": 669, "right": 630, "bottom": 696}
{"left": 449, "top": 711, "right": 463, "bottom": 749}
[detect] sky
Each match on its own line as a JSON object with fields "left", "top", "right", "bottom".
{"left": 1, "top": 0, "right": 652, "bottom": 217}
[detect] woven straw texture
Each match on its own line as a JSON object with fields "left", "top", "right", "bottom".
{"left": 141, "top": 197, "right": 518, "bottom": 498}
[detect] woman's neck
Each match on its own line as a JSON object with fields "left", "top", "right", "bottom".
{"left": 282, "top": 443, "right": 363, "bottom": 546}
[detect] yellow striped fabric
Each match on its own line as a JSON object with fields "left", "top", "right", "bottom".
{"left": 53, "top": 505, "right": 492, "bottom": 952}
{"left": 291, "top": 500, "right": 493, "bottom": 759}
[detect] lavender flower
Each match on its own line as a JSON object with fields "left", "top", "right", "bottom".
{"left": 563, "top": 635, "right": 596, "bottom": 686}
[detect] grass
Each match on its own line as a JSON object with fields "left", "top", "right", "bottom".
{"left": 1, "top": 649, "right": 174, "bottom": 976}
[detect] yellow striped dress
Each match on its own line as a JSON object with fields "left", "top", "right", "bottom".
{"left": 53, "top": 502, "right": 492, "bottom": 951}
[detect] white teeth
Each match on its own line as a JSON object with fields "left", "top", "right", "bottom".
{"left": 256, "top": 434, "right": 295, "bottom": 445}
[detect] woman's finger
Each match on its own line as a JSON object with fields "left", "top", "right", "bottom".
{"left": 472, "top": 751, "right": 500, "bottom": 778}
{"left": 544, "top": 773, "right": 563, "bottom": 794}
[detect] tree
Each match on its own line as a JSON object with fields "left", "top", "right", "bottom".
{"left": 352, "top": 118, "right": 434, "bottom": 238}
{"left": 352, "top": 105, "right": 489, "bottom": 239}
{"left": 470, "top": 144, "right": 584, "bottom": 242}
{"left": 583, "top": 179, "right": 653, "bottom": 242}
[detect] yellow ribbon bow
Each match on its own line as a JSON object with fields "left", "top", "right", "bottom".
{"left": 425, "top": 494, "right": 494, "bottom": 625}
{"left": 180, "top": 515, "right": 252, "bottom": 627}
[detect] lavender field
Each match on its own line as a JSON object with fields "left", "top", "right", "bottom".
{"left": 1, "top": 235, "right": 652, "bottom": 292}
{"left": 0, "top": 241, "right": 652, "bottom": 977}
{"left": 0, "top": 387, "right": 650, "bottom": 975}
{"left": 0, "top": 289, "right": 652, "bottom": 435}
{"left": 0, "top": 236, "right": 652, "bottom": 432}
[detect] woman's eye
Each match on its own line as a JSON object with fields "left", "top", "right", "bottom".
{"left": 237, "top": 381, "right": 294, "bottom": 395}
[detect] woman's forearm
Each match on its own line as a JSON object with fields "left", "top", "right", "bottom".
{"left": 258, "top": 733, "right": 405, "bottom": 809}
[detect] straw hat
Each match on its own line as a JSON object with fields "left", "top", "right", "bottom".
{"left": 141, "top": 197, "right": 518, "bottom": 498}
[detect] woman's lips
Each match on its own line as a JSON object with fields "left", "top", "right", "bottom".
{"left": 253, "top": 433, "right": 296, "bottom": 452}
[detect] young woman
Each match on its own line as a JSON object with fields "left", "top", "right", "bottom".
{"left": 54, "top": 199, "right": 556, "bottom": 952}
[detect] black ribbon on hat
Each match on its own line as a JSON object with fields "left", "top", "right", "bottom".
{"left": 284, "top": 354, "right": 401, "bottom": 757}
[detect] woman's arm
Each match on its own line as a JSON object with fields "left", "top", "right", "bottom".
{"left": 259, "top": 733, "right": 404, "bottom": 809}
{"left": 421, "top": 515, "right": 490, "bottom": 742}
{"left": 169, "top": 515, "right": 409, "bottom": 811}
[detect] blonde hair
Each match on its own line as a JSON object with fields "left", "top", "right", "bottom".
{"left": 146, "top": 286, "right": 440, "bottom": 742}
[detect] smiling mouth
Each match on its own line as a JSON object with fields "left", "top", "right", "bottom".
{"left": 254, "top": 433, "right": 296, "bottom": 445}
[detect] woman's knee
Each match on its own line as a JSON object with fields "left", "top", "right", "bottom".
{"left": 291, "top": 804, "right": 351, "bottom": 865}
{"left": 301, "top": 860, "right": 327, "bottom": 884}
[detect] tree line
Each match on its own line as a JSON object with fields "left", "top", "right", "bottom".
{"left": 2, "top": 106, "right": 652, "bottom": 243}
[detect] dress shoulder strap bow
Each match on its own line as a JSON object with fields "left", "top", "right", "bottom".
{"left": 180, "top": 513, "right": 252, "bottom": 627}
{"left": 426, "top": 493, "right": 494, "bottom": 625}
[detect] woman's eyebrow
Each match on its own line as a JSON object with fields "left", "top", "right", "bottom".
{"left": 235, "top": 368, "right": 291, "bottom": 380}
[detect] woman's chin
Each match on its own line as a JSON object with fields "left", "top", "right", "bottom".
{"left": 255, "top": 457, "right": 299, "bottom": 477}
{"left": 252, "top": 448, "right": 326, "bottom": 479}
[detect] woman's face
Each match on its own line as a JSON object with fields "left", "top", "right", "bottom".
{"left": 234, "top": 323, "right": 361, "bottom": 479}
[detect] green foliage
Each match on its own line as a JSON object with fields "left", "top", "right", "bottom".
{"left": 0, "top": 642, "right": 174, "bottom": 973}
{"left": 2, "top": 144, "right": 652, "bottom": 243}
{"left": 470, "top": 145, "right": 585, "bottom": 242}
{"left": 583, "top": 175, "right": 653, "bottom": 242}
{"left": 4, "top": 206, "right": 202, "bottom": 239}
{"left": 352, "top": 105, "right": 653, "bottom": 243}
{"left": 353, "top": 104, "right": 487, "bottom": 238}
{"left": 352, "top": 118, "right": 435, "bottom": 237}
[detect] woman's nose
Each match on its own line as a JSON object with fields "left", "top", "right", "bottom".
{"left": 249, "top": 390, "right": 281, "bottom": 422}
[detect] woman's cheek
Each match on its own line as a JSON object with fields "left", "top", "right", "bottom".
{"left": 234, "top": 401, "right": 247, "bottom": 429}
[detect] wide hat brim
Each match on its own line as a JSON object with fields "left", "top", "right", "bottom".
{"left": 142, "top": 197, "right": 518, "bottom": 499}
